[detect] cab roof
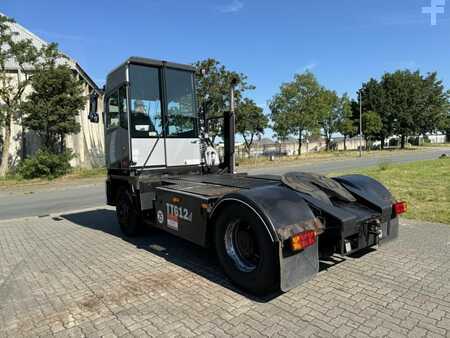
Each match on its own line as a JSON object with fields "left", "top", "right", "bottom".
{"left": 126, "top": 57, "right": 196, "bottom": 72}
{"left": 105, "top": 56, "right": 196, "bottom": 93}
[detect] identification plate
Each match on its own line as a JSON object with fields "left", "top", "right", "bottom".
{"left": 345, "top": 241, "right": 352, "bottom": 253}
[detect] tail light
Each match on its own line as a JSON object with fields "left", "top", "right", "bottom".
{"left": 393, "top": 201, "right": 407, "bottom": 215}
{"left": 290, "top": 230, "right": 316, "bottom": 252}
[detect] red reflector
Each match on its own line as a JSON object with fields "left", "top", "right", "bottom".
{"left": 393, "top": 201, "right": 407, "bottom": 215}
{"left": 291, "top": 230, "right": 317, "bottom": 251}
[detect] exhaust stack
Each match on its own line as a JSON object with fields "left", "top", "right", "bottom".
{"left": 223, "top": 82, "right": 236, "bottom": 174}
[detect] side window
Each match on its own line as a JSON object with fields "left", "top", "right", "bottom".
{"left": 165, "top": 68, "right": 198, "bottom": 138}
{"left": 107, "top": 92, "right": 119, "bottom": 128}
{"left": 119, "top": 86, "right": 128, "bottom": 129}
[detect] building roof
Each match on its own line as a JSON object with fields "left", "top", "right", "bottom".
{"left": 0, "top": 12, "right": 100, "bottom": 93}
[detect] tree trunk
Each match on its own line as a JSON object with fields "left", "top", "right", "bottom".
{"left": 325, "top": 137, "right": 331, "bottom": 152}
{"left": 298, "top": 132, "right": 302, "bottom": 156}
{"left": 400, "top": 135, "right": 406, "bottom": 149}
{"left": 60, "top": 133, "right": 64, "bottom": 154}
{"left": 380, "top": 136, "right": 385, "bottom": 150}
{"left": 365, "top": 137, "right": 370, "bottom": 151}
{"left": 0, "top": 115, "right": 12, "bottom": 177}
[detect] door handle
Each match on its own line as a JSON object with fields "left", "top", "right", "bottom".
{"left": 190, "top": 140, "right": 198, "bottom": 144}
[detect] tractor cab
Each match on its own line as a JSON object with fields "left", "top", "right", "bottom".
{"left": 98, "top": 57, "right": 201, "bottom": 172}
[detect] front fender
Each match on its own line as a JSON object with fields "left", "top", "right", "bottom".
{"left": 211, "top": 184, "right": 323, "bottom": 291}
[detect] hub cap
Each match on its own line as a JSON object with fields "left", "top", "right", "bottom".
{"left": 224, "top": 220, "right": 260, "bottom": 272}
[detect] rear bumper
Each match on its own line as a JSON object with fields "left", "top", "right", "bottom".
{"left": 278, "top": 217, "right": 399, "bottom": 292}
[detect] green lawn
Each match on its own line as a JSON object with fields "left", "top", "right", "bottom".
{"left": 238, "top": 147, "right": 423, "bottom": 169}
{"left": 330, "top": 158, "right": 450, "bottom": 224}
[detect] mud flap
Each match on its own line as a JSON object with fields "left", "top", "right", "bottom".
{"left": 279, "top": 241, "right": 319, "bottom": 292}
{"left": 380, "top": 216, "right": 399, "bottom": 244}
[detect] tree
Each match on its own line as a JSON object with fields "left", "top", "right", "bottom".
{"left": 381, "top": 70, "right": 424, "bottom": 148}
{"left": 0, "top": 14, "right": 39, "bottom": 176}
{"left": 358, "top": 78, "right": 390, "bottom": 148}
{"left": 417, "top": 72, "right": 449, "bottom": 137}
{"left": 444, "top": 112, "right": 450, "bottom": 142}
{"left": 270, "top": 72, "right": 322, "bottom": 155}
{"left": 358, "top": 71, "right": 449, "bottom": 149}
{"left": 318, "top": 89, "right": 340, "bottom": 151}
{"left": 193, "top": 58, "right": 254, "bottom": 143}
{"left": 21, "top": 44, "right": 84, "bottom": 154}
{"left": 362, "top": 111, "right": 382, "bottom": 148}
{"left": 337, "top": 94, "right": 356, "bottom": 150}
{"left": 235, "top": 98, "right": 268, "bottom": 156}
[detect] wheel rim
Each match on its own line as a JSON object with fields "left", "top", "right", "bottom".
{"left": 224, "top": 220, "right": 260, "bottom": 272}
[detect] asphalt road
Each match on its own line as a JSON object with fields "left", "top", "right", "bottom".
{"left": 1, "top": 148, "right": 449, "bottom": 220}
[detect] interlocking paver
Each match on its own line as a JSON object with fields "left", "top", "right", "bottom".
{"left": 0, "top": 211, "right": 449, "bottom": 338}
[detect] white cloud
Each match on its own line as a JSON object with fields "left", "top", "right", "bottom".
{"left": 217, "top": 0, "right": 244, "bottom": 13}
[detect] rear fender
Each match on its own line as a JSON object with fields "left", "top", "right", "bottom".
{"left": 210, "top": 184, "right": 323, "bottom": 292}
{"left": 335, "top": 174, "right": 399, "bottom": 242}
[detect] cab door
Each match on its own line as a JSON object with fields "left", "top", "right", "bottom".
{"left": 164, "top": 68, "right": 201, "bottom": 167}
{"left": 128, "top": 64, "right": 166, "bottom": 168}
{"left": 105, "top": 86, "right": 129, "bottom": 169}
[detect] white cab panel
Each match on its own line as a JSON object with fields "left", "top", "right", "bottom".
{"left": 131, "top": 138, "right": 166, "bottom": 167}
{"left": 165, "top": 138, "right": 201, "bottom": 167}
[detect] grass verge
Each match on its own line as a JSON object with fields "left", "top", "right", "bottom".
{"left": 330, "top": 157, "right": 450, "bottom": 224}
{"left": 238, "top": 147, "right": 425, "bottom": 169}
{"left": 0, "top": 167, "right": 106, "bottom": 189}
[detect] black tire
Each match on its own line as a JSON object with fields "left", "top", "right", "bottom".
{"left": 116, "top": 187, "right": 142, "bottom": 237}
{"left": 214, "top": 203, "right": 278, "bottom": 295}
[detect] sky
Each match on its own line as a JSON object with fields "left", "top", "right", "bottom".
{"left": 1, "top": 0, "right": 449, "bottom": 118}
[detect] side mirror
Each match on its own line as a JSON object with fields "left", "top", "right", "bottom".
{"left": 88, "top": 92, "right": 100, "bottom": 123}
{"left": 88, "top": 111, "right": 99, "bottom": 123}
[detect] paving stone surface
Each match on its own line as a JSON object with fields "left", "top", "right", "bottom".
{"left": 0, "top": 209, "right": 449, "bottom": 337}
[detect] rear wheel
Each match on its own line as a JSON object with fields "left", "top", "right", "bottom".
{"left": 116, "top": 187, "right": 142, "bottom": 237}
{"left": 214, "top": 203, "right": 278, "bottom": 295}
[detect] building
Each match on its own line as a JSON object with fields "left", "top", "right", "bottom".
{"left": 0, "top": 13, "right": 105, "bottom": 168}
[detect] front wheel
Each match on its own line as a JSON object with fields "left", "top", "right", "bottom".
{"left": 214, "top": 203, "right": 278, "bottom": 295}
{"left": 116, "top": 187, "right": 142, "bottom": 237}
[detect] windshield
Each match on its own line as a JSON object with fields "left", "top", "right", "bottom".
{"left": 129, "top": 64, "right": 162, "bottom": 138}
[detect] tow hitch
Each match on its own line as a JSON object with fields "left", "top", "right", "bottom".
{"left": 343, "top": 218, "right": 384, "bottom": 255}
{"left": 368, "top": 219, "right": 382, "bottom": 244}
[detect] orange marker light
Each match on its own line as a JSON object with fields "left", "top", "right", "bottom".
{"left": 290, "top": 230, "right": 317, "bottom": 252}
{"left": 172, "top": 196, "right": 181, "bottom": 204}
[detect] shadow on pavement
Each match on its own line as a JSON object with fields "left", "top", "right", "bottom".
{"left": 62, "top": 208, "right": 353, "bottom": 302}
{"left": 61, "top": 208, "right": 282, "bottom": 302}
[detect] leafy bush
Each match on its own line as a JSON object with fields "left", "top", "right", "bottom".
{"left": 17, "top": 150, "right": 73, "bottom": 179}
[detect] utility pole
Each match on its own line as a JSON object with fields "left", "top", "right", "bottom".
{"left": 359, "top": 90, "right": 363, "bottom": 157}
